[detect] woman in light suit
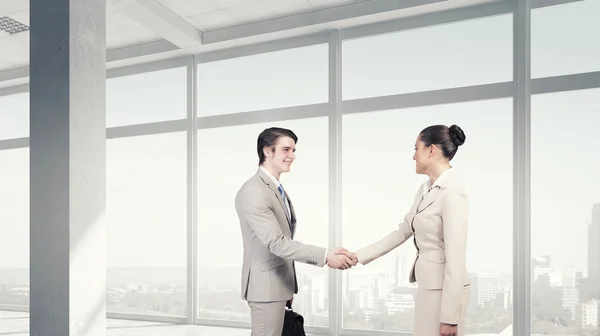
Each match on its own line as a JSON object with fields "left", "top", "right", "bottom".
{"left": 344, "top": 124, "right": 470, "bottom": 336}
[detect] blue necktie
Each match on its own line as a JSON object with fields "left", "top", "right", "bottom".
{"left": 278, "top": 185, "right": 294, "bottom": 233}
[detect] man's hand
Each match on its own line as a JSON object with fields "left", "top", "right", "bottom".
{"left": 334, "top": 248, "right": 358, "bottom": 264}
{"left": 326, "top": 249, "right": 356, "bottom": 270}
{"left": 440, "top": 323, "right": 457, "bottom": 336}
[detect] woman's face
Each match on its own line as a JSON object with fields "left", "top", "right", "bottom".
{"left": 413, "top": 136, "right": 432, "bottom": 175}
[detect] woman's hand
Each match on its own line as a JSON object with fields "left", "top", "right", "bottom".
{"left": 440, "top": 323, "right": 457, "bottom": 336}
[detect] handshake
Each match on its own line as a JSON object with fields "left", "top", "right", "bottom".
{"left": 326, "top": 248, "right": 358, "bottom": 270}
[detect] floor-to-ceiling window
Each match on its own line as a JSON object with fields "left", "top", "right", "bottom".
{"left": 106, "top": 66, "right": 188, "bottom": 317}
{"left": 0, "top": 92, "right": 29, "bottom": 309}
{"left": 340, "top": 13, "right": 514, "bottom": 335}
{"left": 531, "top": 1, "right": 600, "bottom": 334}
{"left": 195, "top": 44, "right": 330, "bottom": 328}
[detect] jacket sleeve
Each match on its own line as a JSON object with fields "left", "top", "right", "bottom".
{"left": 439, "top": 187, "right": 469, "bottom": 324}
{"left": 355, "top": 209, "right": 414, "bottom": 265}
{"left": 238, "top": 187, "right": 327, "bottom": 267}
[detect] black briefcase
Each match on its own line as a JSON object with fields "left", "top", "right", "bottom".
{"left": 282, "top": 301, "right": 305, "bottom": 336}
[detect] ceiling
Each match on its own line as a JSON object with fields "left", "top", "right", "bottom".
{"left": 0, "top": 0, "right": 368, "bottom": 72}
{"left": 0, "top": 0, "right": 544, "bottom": 88}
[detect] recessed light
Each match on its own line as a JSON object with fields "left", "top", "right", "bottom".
{"left": 0, "top": 16, "right": 30, "bottom": 35}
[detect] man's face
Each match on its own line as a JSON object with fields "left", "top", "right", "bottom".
{"left": 264, "top": 136, "right": 296, "bottom": 175}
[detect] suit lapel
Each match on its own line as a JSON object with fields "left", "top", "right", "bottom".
{"left": 257, "top": 169, "right": 292, "bottom": 224}
{"left": 273, "top": 185, "right": 291, "bottom": 224}
{"left": 416, "top": 186, "right": 439, "bottom": 214}
{"left": 285, "top": 191, "right": 297, "bottom": 236}
{"left": 415, "top": 168, "right": 456, "bottom": 213}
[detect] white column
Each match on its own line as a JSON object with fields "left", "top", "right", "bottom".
{"left": 29, "top": 0, "right": 106, "bottom": 335}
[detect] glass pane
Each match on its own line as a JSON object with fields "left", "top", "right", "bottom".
{"left": 197, "top": 117, "right": 329, "bottom": 326}
{"left": 532, "top": 89, "right": 600, "bottom": 335}
{"left": 197, "top": 44, "right": 328, "bottom": 116}
{"left": 341, "top": 99, "right": 513, "bottom": 335}
{"left": 0, "top": 148, "right": 29, "bottom": 307}
{"left": 342, "top": 15, "right": 512, "bottom": 100}
{"left": 0, "top": 92, "right": 28, "bottom": 140}
{"left": 107, "top": 132, "right": 187, "bottom": 316}
{"left": 107, "top": 67, "right": 187, "bottom": 127}
{"left": 532, "top": 0, "right": 600, "bottom": 78}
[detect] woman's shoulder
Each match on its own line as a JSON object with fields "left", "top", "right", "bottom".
{"left": 442, "top": 182, "right": 468, "bottom": 202}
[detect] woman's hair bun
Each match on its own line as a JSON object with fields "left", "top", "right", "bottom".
{"left": 449, "top": 124, "right": 466, "bottom": 146}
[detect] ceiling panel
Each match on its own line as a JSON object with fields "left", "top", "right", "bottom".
{"left": 107, "top": 25, "right": 161, "bottom": 49}
{"left": 107, "top": 31, "right": 134, "bottom": 49}
{"left": 262, "top": 0, "right": 313, "bottom": 16}
{"left": 0, "top": 33, "right": 27, "bottom": 54}
{"left": 104, "top": 7, "right": 164, "bottom": 48}
{"left": 157, "top": 0, "right": 219, "bottom": 17}
{"left": 6, "top": 9, "right": 29, "bottom": 26}
{"left": 106, "top": 11, "right": 142, "bottom": 34}
{"left": 0, "top": 31, "right": 28, "bottom": 70}
{"left": 213, "top": 0, "right": 259, "bottom": 10}
{"left": 0, "top": 50, "right": 27, "bottom": 64}
{"left": 307, "top": 0, "right": 360, "bottom": 7}
{"left": 0, "top": 62, "right": 13, "bottom": 71}
{"left": 226, "top": 2, "right": 274, "bottom": 24}
{"left": 126, "top": 26, "right": 162, "bottom": 43}
{"left": 0, "top": 48, "right": 28, "bottom": 70}
{"left": 0, "top": 0, "right": 28, "bottom": 16}
{"left": 107, "top": 0, "right": 121, "bottom": 14}
{"left": 187, "top": 10, "right": 236, "bottom": 31}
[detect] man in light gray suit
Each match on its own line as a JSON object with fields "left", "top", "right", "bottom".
{"left": 235, "top": 127, "right": 356, "bottom": 336}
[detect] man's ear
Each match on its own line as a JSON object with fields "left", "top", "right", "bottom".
{"left": 263, "top": 146, "right": 272, "bottom": 158}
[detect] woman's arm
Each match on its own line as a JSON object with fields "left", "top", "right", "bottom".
{"left": 354, "top": 210, "right": 415, "bottom": 265}
{"left": 439, "top": 187, "right": 469, "bottom": 325}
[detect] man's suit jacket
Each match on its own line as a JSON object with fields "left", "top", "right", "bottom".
{"left": 235, "top": 168, "right": 327, "bottom": 303}
{"left": 355, "top": 168, "right": 470, "bottom": 324}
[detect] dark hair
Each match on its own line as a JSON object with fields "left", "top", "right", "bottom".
{"left": 257, "top": 127, "right": 298, "bottom": 165}
{"left": 419, "top": 124, "right": 466, "bottom": 160}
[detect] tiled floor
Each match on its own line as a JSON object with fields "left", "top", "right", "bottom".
{"left": 0, "top": 311, "right": 253, "bottom": 336}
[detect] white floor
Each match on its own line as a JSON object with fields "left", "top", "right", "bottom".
{"left": 0, "top": 311, "right": 254, "bottom": 336}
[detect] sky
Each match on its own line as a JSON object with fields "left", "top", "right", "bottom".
{"left": 0, "top": 0, "right": 599, "bottom": 281}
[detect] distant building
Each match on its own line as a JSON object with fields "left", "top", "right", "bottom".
{"left": 575, "top": 299, "right": 599, "bottom": 329}
{"left": 471, "top": 273, "right": 500, "bottom": 307}
{"left": 588, "top": 204, "right": 600, "bottom": 298}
